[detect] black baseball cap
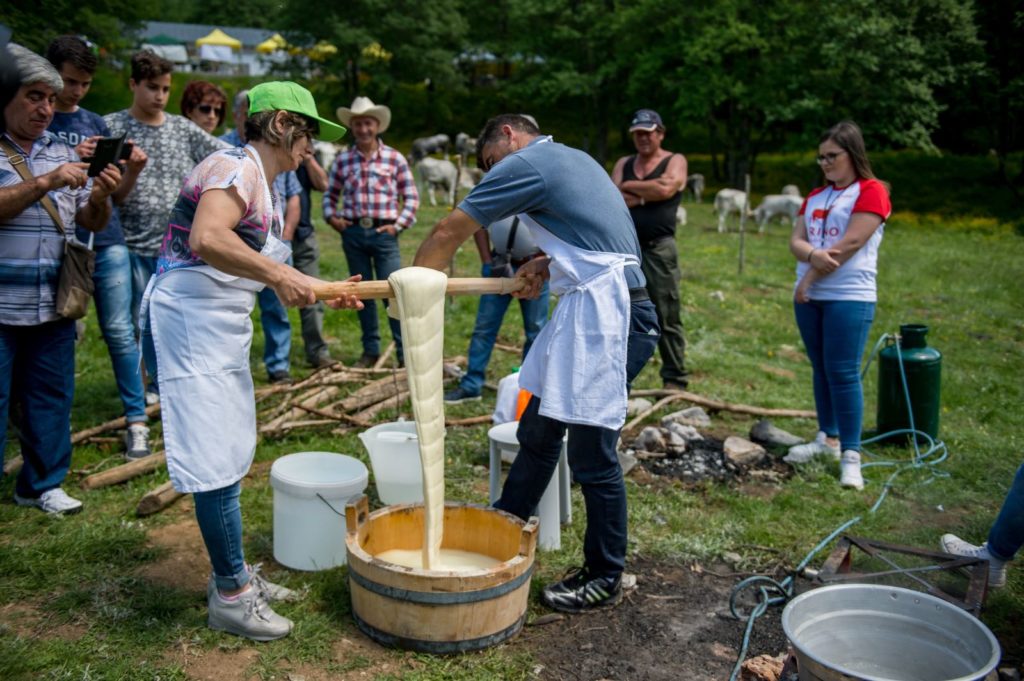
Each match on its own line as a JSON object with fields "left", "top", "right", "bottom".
{"left": 629, "top": 109, "right": 664, "bottom": 132}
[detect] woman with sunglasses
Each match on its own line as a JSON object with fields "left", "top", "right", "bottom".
{"left": 784, "top": 120, "right": 891, "bottom": 490}
{"left": 181, "top": 80, "right": 227, "bottom": 134}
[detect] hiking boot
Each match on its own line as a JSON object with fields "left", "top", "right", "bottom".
{"left": 310, "top": 354, "right": 339, "bottom": 369}
{"left": 444, "top": 386, "right": 482, "bottom": 405}
{"left": 124, "top": 423, "right": 152, "bottom": 461}
{"left": 541, "top": 567, "right": 622, "bottom": 613}
{"left": 783, "top": 431, "right": 841, "bottom": 464}
{"left": 839, "top": 450, "right": 864, "bottom": 490}
{"left": 940, "top": 534, "right": 1008, "bottom": 588}
{"left": 15, "top": 487, "right": 83, "bottom": 515}
{"left": 268, "top": 370, "right": 293, "bottom": 385}
{"left": 207, "top": 586, "right": 293, "bottom": 641}
{"left": 663, "top": 379, "right": 688, "bottom": 392}
{"left": 353, "top": 353, "right": 379, "bottom": 369}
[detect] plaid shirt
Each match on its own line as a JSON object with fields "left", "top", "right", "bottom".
{"left": 322, "top": 142, "right": 419, "bottom": 230}
{"left": 0, "top": 132, "right": 90, "bottom": 326}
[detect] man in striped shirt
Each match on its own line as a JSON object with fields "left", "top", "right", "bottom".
{"left": 0, "top": 43, "right": 121, "bottom": 514}
{"left": 324, "top": 97, "right": 418, "bottom": 367}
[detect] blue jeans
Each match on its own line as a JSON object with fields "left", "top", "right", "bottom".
{"left": 257, "top": 286, "right": 292, "bottom": 375}
{"left": 0, "top": 319, "right": 76, "bottom": 498}
{"left": 341, "top": 227, "right": 403, "bottom": 360}
{"left": 495, "top": 300, "right": 660, "bottom": 580}
{"left": 460, "top": 269, "right": 549, "bottom": 395}
{"left": 129, "top": 252, "right": 159, "bottom": 392}
{"left": 988, "top": 462, "right": 1024, "bottom": 562}
{"left": 193, "top": 481, "right": 250, "bottom": 591}
{"left": 94, "top": 245, "right": 147, "bottom": 423}
{"left": 794, "top": 300, "right": 875, "bottom": 452}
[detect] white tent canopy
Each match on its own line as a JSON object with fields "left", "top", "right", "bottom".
{"left": 141, "top": 43, "right": 189, "bottom": 63}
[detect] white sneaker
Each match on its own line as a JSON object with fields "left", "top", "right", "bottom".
{"left": 208, "top": 565, "right": 302, "bottom": 603}
{"left": 145, "top": 390, "right": 160, "bottom": 406}
{"left": 940, "top": 534, "right": 1008, "bottom": 588}
{"left": 124, "top": 423, "right": 152, "bottom": 461}
{"left": 839, "top": 450, "right": 864, "bottom": 490}
{"left": 784, "top": 431, "right": 841, "bottom": 464}
{"left": 207, "top": 586, "right": 293, "bottom": 641}
{"left": 14, "top": 487, "right": 83, "bottom": 515}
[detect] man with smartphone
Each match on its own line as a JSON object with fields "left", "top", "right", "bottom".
{"left": 46, "top": 35, "right": 153, "bottom": 461}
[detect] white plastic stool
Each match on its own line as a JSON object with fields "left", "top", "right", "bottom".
{"left": 487, "top": 421, "right": 571, "bottom": 550}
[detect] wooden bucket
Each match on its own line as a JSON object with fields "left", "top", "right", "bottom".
{"left": 344, "top": 495, "right": 538, "bottom": 653}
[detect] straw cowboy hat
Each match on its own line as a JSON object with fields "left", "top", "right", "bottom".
{"left": 336, "top": 96, "right": 391, "bottom": 133}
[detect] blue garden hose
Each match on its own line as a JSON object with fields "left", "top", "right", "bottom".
{"left": 727, "top": 332, "right": 949, "bottom": 681}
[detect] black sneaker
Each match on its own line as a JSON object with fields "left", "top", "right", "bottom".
{"left": 444, "top": 386, "right": 482, "bottom": 405}
{"left": 268, "top": 370, "right": 293, "bottom": 385}
{"left": 541, "top": 567, "right": 622, "bottom": 613}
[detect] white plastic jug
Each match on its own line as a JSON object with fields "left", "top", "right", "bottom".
{"left": 358, "top": 420, "right": 423, "bottom": 505}
{"left": 270, "top": 452, "right": 368, "bottom": 571}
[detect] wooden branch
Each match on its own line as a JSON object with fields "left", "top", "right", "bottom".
{"left": 373, "top": 341, "right": 396, "bottom": 369}
{"left": 136, "top": 481, "right": 184, "bottom": 517}
{"left": 333, "top": 374, "right": 407, "bottom": 412}
{"left": 260, "top": 386, "right": 342, "bottom": 432}
{"left": 275, "top": 419, "right": 339, "bottom": 431}
{"left": 446, "top": 414, "right": 494, "bottom": 427}
{"left": 623, "top": 394, "right": 689, "bottom": 433}
{"left": 628, "top": 389, "right": 816, "bottom": 419}
{"left": 311, "top": 277, "right": 526, "bottom": 301}
{"left": 353, "top": 390, "right": 410, "bottom": 422}
{"left": 80, "top": 452, "right": 166, "bottom": 490}
{"left": 3, "top": 455, "right": 23, "bottom": 476}
{"left": 294, "top": 403, "right": 370, "bottom": 428}
{"left": 493, "top": 342, "right": 522, "bottom": 355}
{"left": 71, "top": 404, "right": 161, "bottom": 445}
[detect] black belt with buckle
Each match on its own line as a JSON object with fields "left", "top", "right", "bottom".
{"left": 629, "top": 287, "right": 650, "bottom": 303}
{"left": 354, "top": 217, "right": 385, "bottom": 229}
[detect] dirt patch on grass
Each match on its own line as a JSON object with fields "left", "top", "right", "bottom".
{"left": 517, "top": 557, "right": 788, "bottom": 681}
{"left": 0, "top": 601, "right": 88, "bottom": 642}
{"left": 137, "top": 511, "right": 209, "bottom": 596}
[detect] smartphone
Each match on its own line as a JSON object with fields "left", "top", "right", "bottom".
{"left": 118, "top": 141, "right": 134, "bottom": 162}
{"left": 87, "top": 134, "right": 126, "bottom": 177}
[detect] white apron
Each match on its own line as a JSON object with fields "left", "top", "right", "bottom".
{"left": 517, "top": 224, "right": 638, "bottom": 430}
{"left": 144, "top": 147, "right": 292, "bottom": 493}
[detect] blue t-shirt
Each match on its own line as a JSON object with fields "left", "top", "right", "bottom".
{"left": 48, "top": 109, "right": 126, "bottom": 249}
{"left": 459, "top": 136, "right": 644, "bottom": 288}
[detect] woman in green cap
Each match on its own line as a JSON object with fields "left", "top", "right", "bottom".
{"left": 144, "top": 81, "right": 357, "bottom": 641}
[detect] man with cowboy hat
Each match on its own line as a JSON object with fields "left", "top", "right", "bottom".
{"left": 323, "top": 96, "right": 419, "bottom": 368}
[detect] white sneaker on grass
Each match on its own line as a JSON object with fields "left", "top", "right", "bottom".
{"left": 14, "top": 487, "right": 83, "bottom": 515}
{"left": 207, "top": 564, "right": 302, "bottom": 603}
{"left": 839, "top": 450, "right": 864, "bottom": 490}
{"left": 940, "top": 534, "right": 1008, "bottom": 588}
{"left": 124, "top": 423, "right": 152, "bottom": 461}
{"left": 207, "top": 586, "right": 292, "bottom": 641}
{"left": 784, "top": 431, "right": 841, "bottom": 464}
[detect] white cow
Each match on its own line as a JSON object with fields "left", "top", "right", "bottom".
{"left": 676, "top": 205, "right": 688, "bottom": 226}
{"left": 459, "top": 167, "right": 484, "bottom": 190}
{"left": 410, "top": 133, "right": 450, "bottom": 163}
{"left": 686, "top": 173, "right": 706, "bottom": 203}
{"left": 454, "top": 132, "right": 477, "bottom": 162}
{"left": 313, "top": 141, "right": 341, "bottom": 174}
{"left": 416, "top": 157, "right": 458, "bottom": 207}
{"left": 754, "top": 194, "right": 803, "bottom": 233}
{"left": 714, "top": 188, "right": 749, "bottom": 232}
{"left": 781, "top": 184, "right": 801, "bottom": 197}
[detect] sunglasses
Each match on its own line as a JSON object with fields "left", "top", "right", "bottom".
{"left": 197, "top": 104, "right": 223, "bottom": 115}
{"left": 816, "top": 151, "right": 846, "bottom": 164}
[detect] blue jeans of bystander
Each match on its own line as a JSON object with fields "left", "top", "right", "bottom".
{"left": 256, "top": 286, "right": 292, "bottom": 375}
{"left": 794, "top": 300, "right": 875, "bottom": 452}
{"left": 341, "top": 227, "right": 403, "bottom": 360}
{"left": 94, "top": 245, "right": 147, "bottom": 423}
{"left": 0, "top": 320, "right": 76, "bottom": 497}
{"left": 129, "top": 252, "right": 159, "bottom": 392}
{"left": 988, "top": 462, "right": 1024, "bottom": 562}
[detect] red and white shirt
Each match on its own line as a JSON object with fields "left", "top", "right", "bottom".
{"left": 321, "top": 142, "right": 419, "bottom": 230}
{"left": 796, "top": 178, "right": 891, "bottom": 302}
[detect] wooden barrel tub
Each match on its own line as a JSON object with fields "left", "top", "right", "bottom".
{"left": 344, "top": 495, "right": 538, "bottom": 653}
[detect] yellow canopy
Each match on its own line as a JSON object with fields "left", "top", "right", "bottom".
{"left": 195, "top": 29, "right": 242, "bottom": 50}
{"left": 256, "top": 34, "right": 287, "bottom": 54}
{"left": 307, "top": 40, "right": 338, "bottom": 62}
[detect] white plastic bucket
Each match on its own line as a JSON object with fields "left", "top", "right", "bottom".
{"left": 270, "top": 452, "right": 368, "bottom": 571}
{"left": 358, "top": 420, "right": 423, "bottom": 505}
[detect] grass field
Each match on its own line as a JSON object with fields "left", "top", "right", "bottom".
{"left": 1, "top": 193, "right": 1022, "bottom": 679}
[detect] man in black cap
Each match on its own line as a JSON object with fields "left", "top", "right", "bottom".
{"left": 611, "top": 108, "right": 690, "bottom": 390}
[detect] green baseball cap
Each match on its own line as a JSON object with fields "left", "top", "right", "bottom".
{"left": 247, "top": 81, "right": 346, "bottom": 142}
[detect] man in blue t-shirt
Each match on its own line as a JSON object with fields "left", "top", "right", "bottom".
{"left": 46, "top": 36, "right": 152, "bottom": 460}
{"left": 414, "top": 114, "right": 660, "bottom": 614}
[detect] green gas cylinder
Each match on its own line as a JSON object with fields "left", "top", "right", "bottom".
{"left": 876, "top": 324, "right": 942, "bottom": 442}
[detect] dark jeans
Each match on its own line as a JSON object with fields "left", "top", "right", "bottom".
{"left": 495, "top": 300, "right": 659, "bottom": 580}
{"left": 988, "top": 462, "right": 1024, "bottom": 562}
{"left": 193, "top": 481, "right": 250, "bottom": 591}
{"left": 641, "top": 237, "right": 688, "bottom": 384}
{"left": 292, "top": 232, "right": 329, "bottom": 363}
{"left": 794, "top": 300, "right": 875, "bottom": 452}
{"left": 341, "top": 226, "right": 403, "bottom": 360}
{"left": 0, "top": 319, "right": 76, "bottom": 498}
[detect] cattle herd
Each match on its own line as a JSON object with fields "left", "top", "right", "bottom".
{"left": 316, "top": 134, "right": 805, "bottom": 226}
